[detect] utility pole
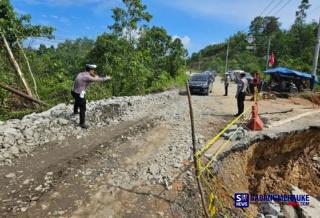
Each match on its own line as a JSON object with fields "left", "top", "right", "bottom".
{"left": 265, "top": 36, "right": 271, "bottom": 70}
{"left": 198, "top": 51, "right": 201, "bottom": 71}
{"left": 225, "top": 39, "right": 230, "bottom": 73}
{"left": 312, "top": 17, "right": 320, "bottom": 91}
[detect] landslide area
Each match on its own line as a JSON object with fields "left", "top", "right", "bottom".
{"left": 215, "top": 128, "right": 320, "bottom": 216}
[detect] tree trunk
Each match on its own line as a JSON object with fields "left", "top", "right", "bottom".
{"left": 16, "top": 39, "right": 40, "bottom": 99}
{"left": 1, "top": 32, "right": 34, "bottom": 97}
{"left": 0, "top": 81, "right": 48, "bottom": 106}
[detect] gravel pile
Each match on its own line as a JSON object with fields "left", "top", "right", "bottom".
{"left": 105, "top": 93, "right": 208, "bottom": 187}
{"left": 0, "top": 91, "right": 176, "bottom": 165}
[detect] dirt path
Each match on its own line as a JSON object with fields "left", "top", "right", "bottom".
{"left": 0, "top": 78, "right": 319, "bottom": 217}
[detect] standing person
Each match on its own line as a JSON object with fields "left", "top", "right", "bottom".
{"left": 71, "top": 64, "right": 112, "bottom": 129}
{"left": 224, "top": 72, "right": 230, "bottom": 96}
{"left": 235, "top": 72, "right": 248, "bottom": 116}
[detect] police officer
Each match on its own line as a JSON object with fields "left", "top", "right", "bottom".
{"left": 235, "top": 72, "right": 248, "bottom": 116}
{"left": 71, "top": 64, "right": 112, "bottom": 129}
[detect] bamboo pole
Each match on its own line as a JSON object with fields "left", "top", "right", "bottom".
{"left": 0, "top": 81, "right": 48, "bottom": 106}
{"left": 186, "top": 82, "right": 210, "bottom": 218}
{"left": 1, "top": 32, "right": 34, "bottom": 97}
{"left": 16, "top": 39, "right": 40, "bottom": 99}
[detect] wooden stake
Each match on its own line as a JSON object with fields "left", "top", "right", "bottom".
{"left": 186, "top": 82, "right": 210, "bottom": 218}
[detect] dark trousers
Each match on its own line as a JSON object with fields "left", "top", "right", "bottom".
{"left": 237, "top": 92, "right": 246, "bottom": 115}
{"left": 71, "top": 91, "right": 86, "bottom": 125}
{"left": 224, "top": 84, "right": 229, "bottom": 96}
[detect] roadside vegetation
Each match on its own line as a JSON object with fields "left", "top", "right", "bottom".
{"left": 0, "top": 0, "right": 188, "bottom": 120}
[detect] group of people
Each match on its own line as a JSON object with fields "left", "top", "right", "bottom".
{"left": 224, "top": 72, "right": 248, "bottom": 117}
{"left": 71, "top": 64, "right": 251, "bottom": 129}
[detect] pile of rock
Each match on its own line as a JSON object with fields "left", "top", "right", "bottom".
{"left": 222, "top": 125, "right": 248, "bottom": 141}
{"left": 0, "top": 91, "right": 176, "bottom": 165}
{"left": 257, "top": 186, "right": 320, "bottom": 218}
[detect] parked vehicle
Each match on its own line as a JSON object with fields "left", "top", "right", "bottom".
{"left": 188, "top": 73, "right": 213, "bottom": 95}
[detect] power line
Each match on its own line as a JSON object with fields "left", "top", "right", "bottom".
{"left": 264, "top": 0, "right": 284, "bottom": 16}
{"left": 273, "top": 0, "right": 293, "bottom": 16}
{"left": 239, "top": 0, "right": 285, "bottom": 33}
{"left": 260, "top": 0, "right": 277, "bottom": 16}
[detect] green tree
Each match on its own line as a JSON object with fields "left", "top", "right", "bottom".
{"left": 108, "top": 0, "right": 152, "bottom": 43}
{"left": 167, "top": 38, "right": 187, "bottom": 78}
{"left": 249, "top": 16, "right": 281, "bottom": 57}
{"left": 0, "top": 0, "right": 54, "bottom": 99}
{"left": 0, "top": 0, "right": 54, "bottom": 44}
{"left": 295, "top": 0, "right": 311, "bottom": 26}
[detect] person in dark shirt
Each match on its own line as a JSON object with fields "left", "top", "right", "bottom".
{"left": 71, "top": 64, "right": 112, "bottom": 129}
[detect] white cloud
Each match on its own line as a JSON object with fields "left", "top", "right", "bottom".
{"left": 173, "top": 35, "right": 191, "bottom": 49}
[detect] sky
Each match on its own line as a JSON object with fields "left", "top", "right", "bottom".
{"left": 11, "top": 0, "right": 320, "bottom": 54}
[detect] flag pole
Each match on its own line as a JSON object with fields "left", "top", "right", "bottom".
{"left": 266, "top": 36, "right": 271, "bottom": 70}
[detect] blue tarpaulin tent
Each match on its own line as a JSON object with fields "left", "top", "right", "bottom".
{"left": 264, "top": 67, "right": 313, "bottom": 79}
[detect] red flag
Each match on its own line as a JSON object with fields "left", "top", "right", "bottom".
{"left": 268, "top": 52, "right": 275, "bottom": 66}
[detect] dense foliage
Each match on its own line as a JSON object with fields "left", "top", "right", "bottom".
{"left": 188, "top": 0, "right": 319, "bottom": 75}
{"left": 0, "top": 0, "right": 187, "bottom": 120}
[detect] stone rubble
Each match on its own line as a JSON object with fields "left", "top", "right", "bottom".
{"left": 222, "top": 125, "right": 248, "bottom": 141}
{"left": 258, "top": 186, "right": 320, "bottom": 218}
{"left": 260, "top": 201, "right": 281, "bottom": 216}
{"left": 291, "top": 185, "right": 320, "bottom": 218}
{"left": 0, "top": 91, "right": 178, "bottom": 166}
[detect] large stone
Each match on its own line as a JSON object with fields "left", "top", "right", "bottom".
{"left": 57, "top": 118, "right": 68, "bottom": 126}
{"left": 291, "top": 185, "right": 320, "bottom": 218}
{"left": 3, "top": 128, "right": 20, "bottom": 137}
{"left": 2, "top": 136, "right": 15, "bottom": 147}
{"left": 260, "top": 201, "right": 281, "bottom": 216}
{"left": 8, "top": 146, "right": 19, "bottom": 156}
{"left": 282, "top": 205, "right": 298, "bottom": 218}
{"left": 23, "top": 128, "right": 34, "bottom": 140}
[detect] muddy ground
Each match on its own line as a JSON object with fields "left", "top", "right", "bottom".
{"left": 1, "top": 78, "right": 320, "bottom": 217}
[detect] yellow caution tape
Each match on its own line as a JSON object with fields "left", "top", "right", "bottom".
{"left": 196, "top": 106, "right": 251, "bottom": 157}
{"left": 208, "top": 192, "right": 216, "bottom": 217}
{"left": 201, "top": 125, "right": 245, "bottom": 175}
